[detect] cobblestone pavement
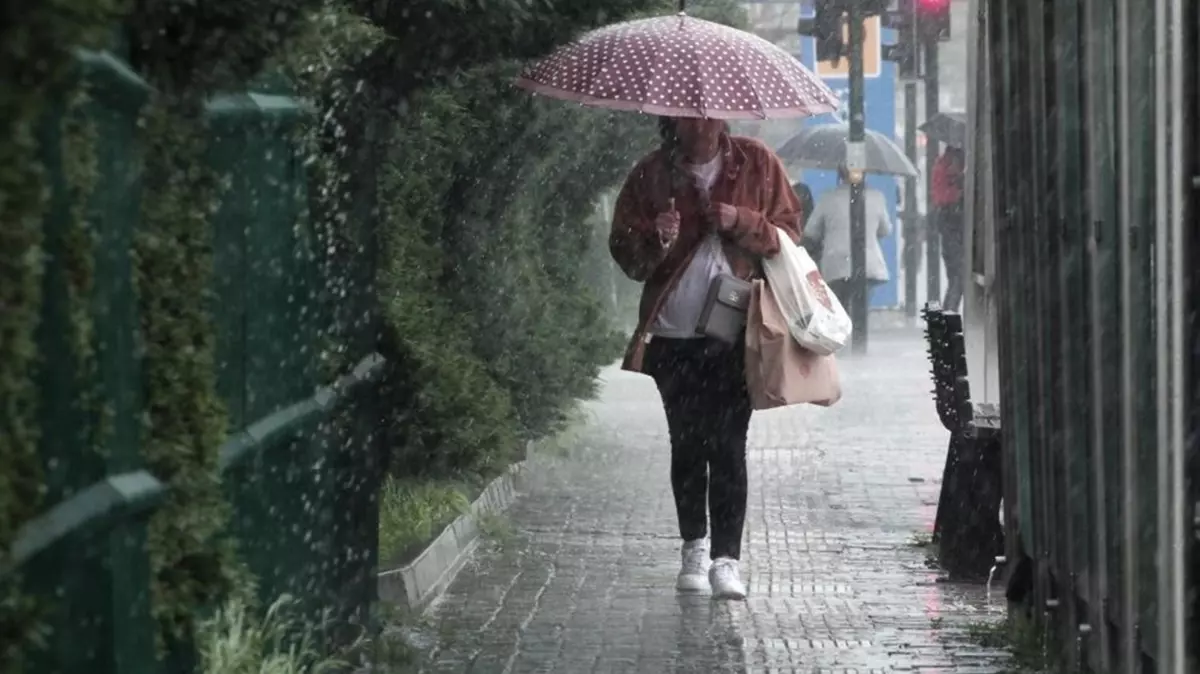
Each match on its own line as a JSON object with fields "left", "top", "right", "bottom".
{"left": 409, "top": 329, "right": 1012, "bottom": 673}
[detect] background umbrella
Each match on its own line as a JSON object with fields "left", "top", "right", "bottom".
{"left": 776, "top": 124, "right": 918, "bottom": 176}
{"left": 919, "top": 111, "right": 967, "bottom": 147}
{"left": 514, "top": 13, "right": 839, "bottom": 119}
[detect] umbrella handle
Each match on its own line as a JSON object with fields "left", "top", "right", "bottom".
{"left": 678, "top": 0, "right": 685, "bottom": 12}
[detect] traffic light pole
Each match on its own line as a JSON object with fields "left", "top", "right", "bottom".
{"left": 903, "top": 81, "right": 919, "bottom": 319}
{"left": 847, "top": 1, "right": 868, "bottom": 354}
{"left": 923, "top": 35, "right": 941, "bottom": 304}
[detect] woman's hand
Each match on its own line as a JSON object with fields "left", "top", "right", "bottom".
{"left": 708, "top": 202, "right": 739, "bottom": 231}
{"left": 654, "top": 198, "right": 681, "bottom": 248}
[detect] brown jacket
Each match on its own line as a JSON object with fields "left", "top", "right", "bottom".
{"left": 609, "top": 133, "right": 803, "bottom": 372}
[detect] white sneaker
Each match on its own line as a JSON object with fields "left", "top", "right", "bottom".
{"left": 676, "top": 539, "right": 710, "bottom": 592}
{"left": 709, "top": 557, "right": 746, "bottom": 600}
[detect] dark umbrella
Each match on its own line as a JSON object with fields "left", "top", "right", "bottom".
{"left": 776, "top": 124, "right": 918, "bottom": 177}
{"left": 920, "top": 111, "right": 967, "bottom": 147}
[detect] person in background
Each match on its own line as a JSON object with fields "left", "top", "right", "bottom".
{"left": 791, "top": 180, "right": 814, "bottom": 229}
{"left": 791, "top": 180, "right": 820, "bottom": 261}
{"left": 609, "top": 116, "right": 801, "bottom": 600}
{"left": 932, "top": 145, "right": 966, "bottom": 311}
{"left": 802, "top": 166, "right": 892, "bottom": 315}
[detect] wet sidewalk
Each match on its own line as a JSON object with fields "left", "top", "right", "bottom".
{"left": 410, "top": 330, "right": 1011, "bottom": 673}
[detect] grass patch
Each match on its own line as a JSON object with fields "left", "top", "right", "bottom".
{"left": 339, "top": 628, "right": 419, "bottom": 674}
{"left": 908, "top": 531, "right": 933, "bottom": 548}
{"left": 907, "top": 530, "right": 941, "bottom": 569}
{"left": 378, "top": 479, "right": 473, "bottom": 566}
{"left": 961, "top": 611, "right": 1055, "bottom": 673}
{"left": 346, "top": 600, "right": 457, "bottom": 672}
{"left": 964, "top": 620, "right": 1010, "bottom": 649}
{"left": 197, "top": 594, "right": 346, "bottom": 674}
{"left": 475, "top": 511, "right": 517, "bottom": 547}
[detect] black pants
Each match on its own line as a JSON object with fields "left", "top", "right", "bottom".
{"left": 827, "top": 279, "right": 852, "bottom": 313}
{"left": 826, "top": 279, "right": 881, "bottom": 324}
{"left": 938, "top": 204, "right": 965, "bottom": 312}
{"left": 646, "top": 337, "right": 753, "bottom": 560}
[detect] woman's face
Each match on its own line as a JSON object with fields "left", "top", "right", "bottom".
{"left": 673, "top": 118, "right": 725, "bottom": 149}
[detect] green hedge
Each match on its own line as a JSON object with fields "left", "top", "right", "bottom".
{"left": 374, "top": 62, "right": 666, "bottom": 479}
{"left": 136, "top": 100, "right": 244, "bottom": 644}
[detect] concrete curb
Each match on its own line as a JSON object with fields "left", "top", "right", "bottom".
{"left": 376, "top": 460, "right": 526, "bottom": 613}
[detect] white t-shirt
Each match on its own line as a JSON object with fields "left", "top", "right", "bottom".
{"left": 651, "top": 155, "right": 732, "bottom": 338}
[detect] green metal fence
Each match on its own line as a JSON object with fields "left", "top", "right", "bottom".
{"left": 977, "top": 0, "right": 1197, "bottom": 671}
{"left": 7, "top": 46, "right": 387, "bottom": 673}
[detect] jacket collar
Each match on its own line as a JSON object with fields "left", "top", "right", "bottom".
{"left": 667, "top": 132, "right": 746, "bottom": 182}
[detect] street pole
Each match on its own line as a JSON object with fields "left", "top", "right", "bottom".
{"left": 903, "top": 81, "right": 919, "bottom": 320}
{"left": 847, "top": 1, "right": 868, "bottom": 353}
{"left": 923, "top": 35, "right": 941, "bottom": 304}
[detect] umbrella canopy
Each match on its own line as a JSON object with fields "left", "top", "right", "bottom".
{"left": 776, "top": 124, "right": 918, "bottom": 177}
{"left": 515, "top": 13, "right": 839, "bottom": 120}
{"left": 919, "top": 111, "right": 967, "bottom": 147}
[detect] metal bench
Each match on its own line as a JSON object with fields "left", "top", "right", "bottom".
{"left": 922, "top": 303, "right": 1005, "bottom": 581}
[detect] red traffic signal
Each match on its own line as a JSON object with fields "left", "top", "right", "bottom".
{"left": 916, "top": 0, "right": 951, "bottom": 40}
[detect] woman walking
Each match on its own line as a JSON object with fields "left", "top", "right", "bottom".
{"left": 608, "top": 117, "right": 801, "bottom": 599}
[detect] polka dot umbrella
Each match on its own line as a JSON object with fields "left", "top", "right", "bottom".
{"left": 515, "top": 12, "right": 840, "bottom": 120}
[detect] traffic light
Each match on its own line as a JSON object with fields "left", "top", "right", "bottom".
{"left": 916, "top": 0, "right": 951, "bottom": 41}
{"left": 797, "top": 0, "right": 846, "bottom": 65}
{"left": 860, "top": 0, "right": 891, "bottom": 15}
{"left": 798, "top": 0, "right": 906, "bottom": 67}
{"left": 882, "top": 0, "right": 919, "bottom": 79}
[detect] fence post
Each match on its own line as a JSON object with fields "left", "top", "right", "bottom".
{"left": 203, "top": 83, "right": 392, "bottom": 655}
{"left": 16, "top": 48, "right": 164, "bottom": 674}
{"left": 205, "top": 90, "right": 335, "bottom": 624}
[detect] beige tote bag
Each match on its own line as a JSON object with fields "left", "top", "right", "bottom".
{"left": 744, "top": 279, "right": 842, "bottom": 410}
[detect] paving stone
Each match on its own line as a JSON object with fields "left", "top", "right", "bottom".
{"left": 407, "top": 330, "right": 1012, "bottom": 673}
